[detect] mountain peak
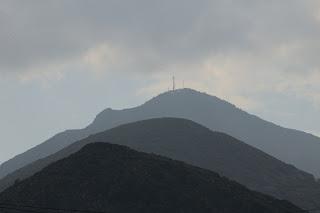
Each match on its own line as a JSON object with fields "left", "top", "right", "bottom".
{"left": 147, "top": 88, "right": 218, "bottom": 102}
{"left": 142, "top": 88, "right": 236, "bottom": 111}
{"left": 163, "top": 88, "right": 206, "bottom": 95}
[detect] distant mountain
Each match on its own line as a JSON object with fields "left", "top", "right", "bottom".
{"left": 0, "top": 142, "right": 301, "bottom": 213}
{"left": 1, "top": 118, "right": 319, "bottom": 210}
{"left": 1, "top": 89, "right": 320, "bottom": 181}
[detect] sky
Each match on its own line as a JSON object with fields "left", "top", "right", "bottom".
{"left": 1, "top": 0, "right": 320, "bottom": 163}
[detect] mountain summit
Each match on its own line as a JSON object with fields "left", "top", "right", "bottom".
{"left": 2, "top": 88, "right": 319, "bottom": 179}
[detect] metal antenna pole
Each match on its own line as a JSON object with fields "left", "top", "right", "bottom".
{"left": 172, "top": 76, "right": 175, "bottom": 91}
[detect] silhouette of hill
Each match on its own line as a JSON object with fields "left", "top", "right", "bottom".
{"left": 1, "top": 118, "right": 319, "bottom": 210}
{"left": 1, "top": 89, "right": 320, "bottom": 181}
{"left": 0, "top": 142, "right": 301, "bottom": 213}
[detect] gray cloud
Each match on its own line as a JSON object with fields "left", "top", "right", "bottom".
{"left": 1, "top": 0, "right": 319, "bottom": 75}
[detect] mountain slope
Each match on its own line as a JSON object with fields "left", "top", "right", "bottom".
{"left": 1, "top": 89, "right": 320, "bottom": 180}
{"left": 0, "top": 142, "right": 301, "bottom": 213}
{"left": 1, "top": 118, "right": 319, "bottom": 210}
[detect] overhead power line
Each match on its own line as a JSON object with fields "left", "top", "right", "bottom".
{"left": 0, "top": 202, "right": 320, "bottom": 213}
{"left": 0, "top": 205, "right": 44, "bottom": 213}
{"left": 0, "top": 203, "right": 108, "bottom": 213}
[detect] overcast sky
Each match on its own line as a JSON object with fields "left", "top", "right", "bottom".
{"left": 1, "top": 0, "right": 320, "bottom": 163}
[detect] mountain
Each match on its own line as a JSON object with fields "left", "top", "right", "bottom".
{"left": 1, "top": 89, "right": 320, "bottom": 181}
{"left": 1, "top": 118, "right": 319, "bottom": 211}
{"left": 0, "top": 142, "right": 302, "bottom": 213}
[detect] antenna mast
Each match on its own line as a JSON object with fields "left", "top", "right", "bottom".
{"left": 172, "top": 76, "right": 175, "bottom": 91}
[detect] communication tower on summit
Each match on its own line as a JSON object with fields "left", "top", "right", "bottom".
{"left": 172, "top": 76, "right": 176, "bottom": 91}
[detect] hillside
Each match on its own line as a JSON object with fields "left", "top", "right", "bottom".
{"left": 0, "top": 142, "right": 301, "bottom": 213}
{"left": 1, "top": 89, "right": 320, "bottom": 181}
{"left": 1, "top": 118, "right": 319, "bottom": 210}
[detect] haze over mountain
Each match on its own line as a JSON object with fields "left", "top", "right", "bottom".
{"left": 1, "top": 118, "right": 320, "bottom": 210}
{"left": 1, "top": 88, "right": 320, "bottom": 180}
{"left": 0, "top": 142, "right": 302, "bottom": 213}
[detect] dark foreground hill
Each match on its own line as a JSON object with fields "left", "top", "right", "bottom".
{"left": 0, "top": 142, "right": 301, "bottom": 213}
{"left": 1, "top": 118, "right": 319, "bottom": 211}
{"left": 2, "top": 89, "right": 320, "bottom": 181}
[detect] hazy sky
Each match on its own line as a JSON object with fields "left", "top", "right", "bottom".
{"left": 1, "top": 0, "right": 320, "bottom": 163}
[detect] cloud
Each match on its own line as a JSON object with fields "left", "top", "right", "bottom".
{"left": 1, "top": 0, "right": 320, "bottom": 107}
{"left": 1, "top": 0, "right": 318, "bottom": 73}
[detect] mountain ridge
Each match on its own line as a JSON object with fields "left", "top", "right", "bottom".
{"left": 0, "top": 142, "right": 302, "bottom": 213}
{"left": 87, "top": 88, "right": 320, "bottom": 177}
{"left": 0, "top": 118, "right": 319, "bottom": 210}
{"left": 1, "top": 88, "right": 320, "bottom": 178}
